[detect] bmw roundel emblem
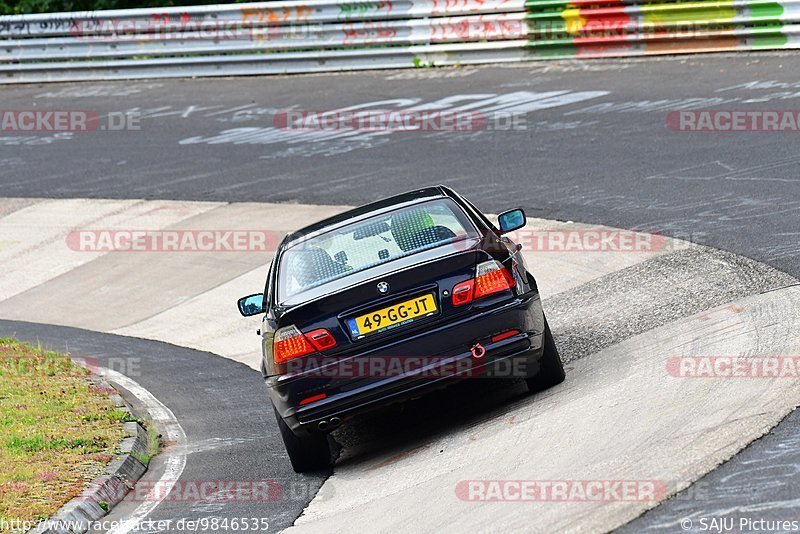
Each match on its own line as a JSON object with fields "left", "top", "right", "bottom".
{"left": 377, "top": 281, "right": 390, "bottom": 294}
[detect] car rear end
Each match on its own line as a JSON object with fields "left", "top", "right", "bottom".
{"left": 263, "top": 196, "right": 547, "bottom": 438}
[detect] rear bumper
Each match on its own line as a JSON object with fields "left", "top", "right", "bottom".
{"left": 267, "top": 292, "right": 545, "bottom": 437}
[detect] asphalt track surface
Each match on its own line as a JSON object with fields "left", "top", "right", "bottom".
{"left": 2, "top": 52, "right": 800, "bottom": 531}
{"left": 3, "top": 54, "right": 800, "bottom": 278}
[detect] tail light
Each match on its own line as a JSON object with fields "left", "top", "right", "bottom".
{"left": 452, "top": 260, "right": 515, "bottom": 307}
{"left": 306, "top": 329, "right": 337, "bottom": 351}
{"left": 273, "top": 326, "right": 337, "bottom": 363}
{"left": 451, "top": 279, "right": 475, "bottom": 307}
{"left": 474, "top": 260, "right": 516, "bottom": 299}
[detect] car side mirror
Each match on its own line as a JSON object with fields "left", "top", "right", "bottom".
{"left": 498, "top": 208, "right": 526, "bottom": 234}
{"left": 237, "top": 293, "right": 265, "bottom": 317}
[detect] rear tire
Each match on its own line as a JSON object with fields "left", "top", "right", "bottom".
{"left": 274, "top": 406, "right": 332, "bottom": 473}
{"left": 525, "top": 317, "right": 565, "bottom": 393}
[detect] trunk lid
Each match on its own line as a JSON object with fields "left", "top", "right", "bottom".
{"left": 277, "top": 238, "right": 480, "bottom": 354}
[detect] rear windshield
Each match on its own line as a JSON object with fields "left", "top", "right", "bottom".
{"left": 278, "top": 199, "right": 479, "bottom": 300}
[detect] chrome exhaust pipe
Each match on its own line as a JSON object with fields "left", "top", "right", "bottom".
{"left": 330, "top": 416, "right": 341, "bottom": 428}
{"left": 318, "top": 420, "right": 329, "bottom": 431}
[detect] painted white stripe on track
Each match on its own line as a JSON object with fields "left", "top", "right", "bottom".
{"left": 96, "top": 368, "right": 188, "bottom": 534}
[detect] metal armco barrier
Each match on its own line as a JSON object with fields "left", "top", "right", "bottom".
{"left": 1, "top": 0, "right": 799, "bottom": 83}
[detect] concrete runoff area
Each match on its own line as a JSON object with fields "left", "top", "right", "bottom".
{"left": 289, "top": 286, "right": 800, "bottom": 533}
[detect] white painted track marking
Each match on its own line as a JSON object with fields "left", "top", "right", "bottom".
{"left": 96, "top": 368, "right": 188, "bottom": 534}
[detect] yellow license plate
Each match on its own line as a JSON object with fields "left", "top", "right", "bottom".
{"left": 353, "top": 294, "right": 437, "bottom": 336}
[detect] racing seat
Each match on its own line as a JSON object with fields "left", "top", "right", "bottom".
{"left": 390, "top": 210, "right": 456, "bottom": 253}
{"left": 292, "top": 247, "right": 349, "bottom": 288}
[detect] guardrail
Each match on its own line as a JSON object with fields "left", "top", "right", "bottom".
{"left": 1, "top": 0, "right": 799, "bottom": 83}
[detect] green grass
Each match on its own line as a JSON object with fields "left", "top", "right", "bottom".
{"left": 0, "top": 338, "right": 124, "bottom": 525}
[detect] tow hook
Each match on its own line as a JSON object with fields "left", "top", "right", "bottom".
{"left": 471, "top": 343, "right": 486, "bottom": 359}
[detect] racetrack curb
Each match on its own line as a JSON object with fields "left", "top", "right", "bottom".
{"left": 30, "top": 374, "right": 152, "bottom": 534}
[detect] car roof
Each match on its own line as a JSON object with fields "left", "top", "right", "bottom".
{"left": 281, "top": 185, "right": 456, "bottom": 248}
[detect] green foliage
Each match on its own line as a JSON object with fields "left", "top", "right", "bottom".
{"left": 0, "top": 0, "right": 253, "bottom": 15}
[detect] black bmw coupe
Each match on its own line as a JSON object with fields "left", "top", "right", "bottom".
{"left": 238, "top": 185, "right": 564, "bottom": 472}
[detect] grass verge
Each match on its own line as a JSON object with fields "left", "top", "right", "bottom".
{"left": 0, "top": 338, "right": 125, "bottom": 526}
